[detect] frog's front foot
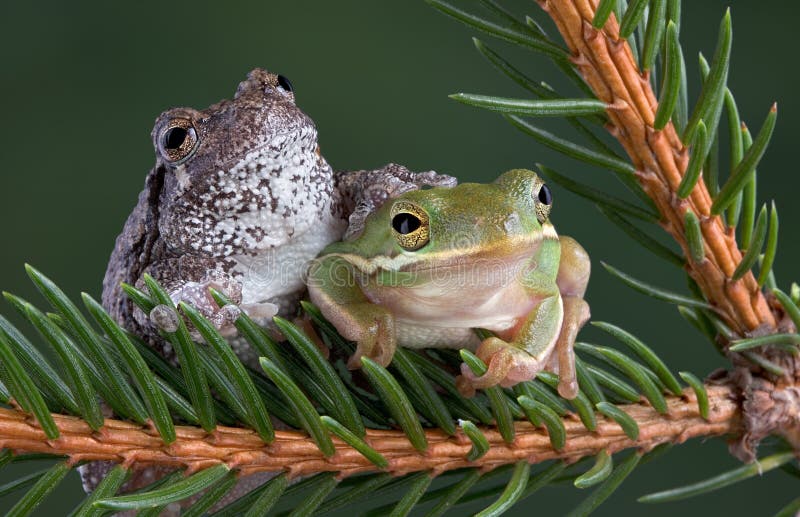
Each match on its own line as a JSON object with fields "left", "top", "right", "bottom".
{"left": 142, "top": 277, "right": 251, "bottom": 337}
{"left": 342, "top": 304, "right": 397, "bottom": 369}
{"left": 456, "top": 337, "right": 546, "bottom": 397}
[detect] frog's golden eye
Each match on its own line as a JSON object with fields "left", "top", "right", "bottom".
{"left": 390, "top": 202, "right": 430, "bottom": 251}
{"left": 534, "top": 182, "right": 553, "bottom": 223}
{"left": 158, "top": 118, "right": 198, "bottom": 164}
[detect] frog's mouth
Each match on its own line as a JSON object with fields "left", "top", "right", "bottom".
{"left": 324, "top": 233, "right": 545, "bottom": 287}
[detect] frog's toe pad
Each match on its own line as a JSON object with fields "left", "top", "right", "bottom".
{"left": 149, "top": 305, "right": 180, "bottom": 333}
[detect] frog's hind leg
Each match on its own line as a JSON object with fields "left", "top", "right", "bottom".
{"left": 554, "top": 235, "right": 591, "bottom": 399}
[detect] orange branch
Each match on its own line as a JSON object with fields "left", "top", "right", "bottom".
{"left": 538, "top": 0, "right": 777, "bottom": 336}
{"left": 0, "top": 386, "right": 738, "bottom": 478}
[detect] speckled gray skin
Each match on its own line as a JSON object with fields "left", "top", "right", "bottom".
{"left": 83, "top": 69, "right": 454, "bottom": 503}
{"left": 101, "top": 68, "right": 455, "bottom": 366}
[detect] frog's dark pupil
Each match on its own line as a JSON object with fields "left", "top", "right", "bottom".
{"left": 538, "top": 184, "right": 553, "bottom": 205}
{"left": 277, "top": 74, "right": 293, "bottom": 92}
{"left": 392, "top": 213, "right": 421, "bottom": 235}
{"left": 164, "top": 127, "right": 187, "bottom": 150}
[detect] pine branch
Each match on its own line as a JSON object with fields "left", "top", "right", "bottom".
{"left": 0, "top": 385, "right": 736, "bottom": 479}
{"left": 1, "top": 1, "right": 798, "bottom": 514}
{"left": 534, "top": 0, "right": 799, "bottom": 462}
{"left": 538, "top": 0, "right": 775, "bottom": 336}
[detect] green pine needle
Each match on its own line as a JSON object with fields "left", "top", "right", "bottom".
{"left": 683, "top": 9, "right": 731, "bottom": 145}
{"left": 683, "top": 210, "right": 706, "bottom": 263}
{"left": 597, "top": 205, "right": 684, "bottom": 267}
{"left": 391, "top": 349, "right": 456, "bottom": 435}
{"left": 450, "top": 93, "right": 607, "bottom": 117}
{"left": 593, "top": 0, "right": 617, "bottom": 28}
{"left": 586, "top": 364, "right": 641, "bottom": 403}
{"left": 425, "top": 0, "right": 567, "bottom": 59}
{"left": 602, "top": 262, "right": 711, "bottom": 309}
{"left": 259, "top": 357, "right": 335, "bottom": 457}
{"left": 639, "top": 451, "right": 795, "bottom": 503}
{"left": 287, "top": 473, "right": 339, "bottom": 517}
{"left": 0, "top": 315, "right": 79, "bottom": 414}
{"left": 460, "top": 419, "right": 491, "bottom": 461}
{"left": 536, "top": 371, "right": 597, "bottom": 431}
{"left": 460, "top": 349, "right": 516, "bottom": 443}
{"left": 619, "top": 0, "right": 648, "bottom": 38}
{"left": 654, "top": 21, "right": 682, "bottom": 129}
{"left": 517, "top": 396, "right": 566, "bottom": 450}
{"left": 361, "top": 357, "right": 429, "bottom": 452}
{"left": 641, "top": 0, "right": 667, "bottom": 71}
{"left": 387, "top": 472, "right": 433, "bottom": 517}
{"left": 575, "top": 357, "right": 606, "bottom": 405}
{"left": 425, "top": 469, "right": 483, "bottom": 517}
{"left": 321, "top": 416, "right": 389, "bottom": 468}
{"left": 95, "top": 465, "right": 230, "bottom": 511}
{"left": 519, "top": 376, "right": 570, "bottom": 416}
{"left": 405, "top": 349, "right": 494, "bottom": 425}
{"left": 538, "top": 165, "right": 658, "bottom": 222}
{"left": 506, "top": 117, "right": 634, "bottom": 176}
{"left": 182, "top": 302, "right": 274, "bottom": 442}
{"left": 712, "top": 104, "right": 777, "bottom": 215}
{"left": 738, "top": 124, "right": 758, "bottom": 247}
{"left": 83, "top": 293, "right": 175, "bottom": 442}
{"left": 211, "top": 288, "right": 290, "bottom": 373}
{"left": 273, "top": 316, "right": 365, "bottom": 437}
{"left": 677, "top": 120, "right": 708, "bottom": 198}
{"left": 182, "top": 471, "right": 238, "bottom": 517}
{"left": 212, "top": 472, "right": 287, "bottom": 517}
{"left": 26, "top": 265, "right": 148, "bottom": 423}
{"left": 6, "top": 461, "right": 70, "bottom": 517}
{"left": 591, "top": 322, "right": 683, "bottom": 396}
{"left": 596, "top": 402, "right": 640, "bottom": 440}
{"left": 141, "top": 274, "right": 216, "bottom": 431}
{"left": 71, "top": 465, "right": 130, "bottom": 517}
{"left": 567, "top": 451, "right": 641, "bottom": 516}
{"left": 574, "top": 450, "right": 614, "bottom": 488}
{"left": 773, "top": 288, "right": 800, "bottom": 330}
{"left": 575, "top": 343, "right": 668, "bottom": 414}
{"left": 0, "top": 469, "right": 49, "bottom": 498}
{"left": 678, "top": 371, "right": 709, "bottom": 419}
{"left": 723, "top": 88, "right": 744, "bottom": 227}
{"left": 476, "top": 0, "right": 530, "bottom": 33}
{"left": 728, "top": 333, "right": 800, "bottom": 352}
{"left": 731, "top": 204, "right": 768, "bottom": 281}
{"left": 757, "top": 201, "right": 779, "bottom": 286}
{"left": 316, "top": 474, "right": 394, "bottom": 515}
{"left": 475, "top": 461, "right": 530, "bottom": 517}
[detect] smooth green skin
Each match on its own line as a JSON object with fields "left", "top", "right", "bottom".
{"left": 307, "top": 169, "right": 590, "bottom": 398}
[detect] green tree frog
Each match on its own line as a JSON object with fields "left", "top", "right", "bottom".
{"left": 306, "top": 169, "right": 590, "bottom": 398}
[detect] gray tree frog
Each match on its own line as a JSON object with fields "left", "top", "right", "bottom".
{"left": 102, "top": 68, "right": 455, "bottom": 367}
{"left": 83, "top": 68, "right": 454, "bottom": 499}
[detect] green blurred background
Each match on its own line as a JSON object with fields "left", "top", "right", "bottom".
{"left": 0, "top": 0, "right": 797, "bottom": 514}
